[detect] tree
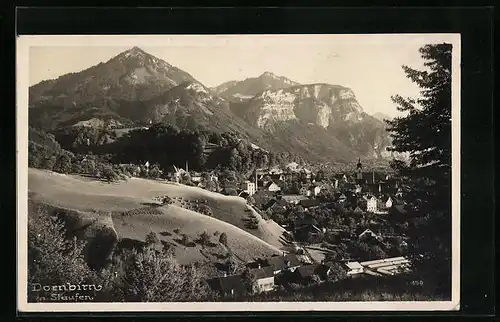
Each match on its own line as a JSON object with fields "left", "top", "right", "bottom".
{"left": 148, "top": 163, "right": 162, "bottom": 178}
{"left": 27, "top": 205, "right": 100, "bottom": 302}
{"left": 327, "top": 263, "right": 348, "bottom": 283}
{"left": 116, "top": 246, "right": 212, "bottom": 302}
{"left": 145, "top": 231, "right": 160, "bottom": 247}
{"left": 180, "top": 234, "right": 190, "bottom": 246}
{"left": 386, "top": 43, "right": 452, "bottom": 296}
{"left": 53, "top": 153, "right": 73, "bottom": 174}
{"left": 241, "top": 268, "right": 256, "bottom": 295}
{"left": 102, "top": 166, "right": 119, "bottom": 183}
{"left": 162, "top": 196, "right": 173, "bottom": 205}
{"left": 219, "top": 232, "right": 228, "bottom": 247}
{"left": 41, "top": 154, "right": 57, "bottom": 170}
{"left": 198, "top": 231, "right": 211, "bottom": 246}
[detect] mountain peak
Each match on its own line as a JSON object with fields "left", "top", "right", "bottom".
{"left": 261, "top": 71, "right": 276, "bottom": 77}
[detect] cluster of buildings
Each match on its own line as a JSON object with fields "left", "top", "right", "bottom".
{"left": 207, "top": 251, "right": 411, "bottom": 298}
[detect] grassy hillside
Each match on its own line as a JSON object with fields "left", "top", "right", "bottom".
{"left": 28, "top": 168, "right": 284, "bottom": 268}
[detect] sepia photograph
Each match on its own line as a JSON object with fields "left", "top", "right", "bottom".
{"left": 17, "top": 34, "right": 460, "bottom": 312}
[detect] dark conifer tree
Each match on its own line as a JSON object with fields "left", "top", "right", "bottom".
{"left": 386, "top": 43, "right": 452, "bottom": 297}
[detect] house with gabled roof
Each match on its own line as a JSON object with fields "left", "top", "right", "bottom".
{"left": 366, "top": 195, "right": 378, "bottom": 213}
{"left": 344, "top": 261, "right": 364, "bottom": 275}
{"left": 353, "top": 206, "right": 364, "bottom": 216}
{"left": 249, "top": 266, "right": 275, "bottom": 293}
{"left": 207, "top": 274, "right": 246, "bottom": 298}
{"left": 265, "top": 181, "right": 281, "bottom": 192}
{"left": 308, "top": 185, "right": 322, "bottom": 196}
{"left": 281, "top": 194, "right": 308, "bottom": 205}
{"left": 262, "top": 198, "right": 288, "bottom": 212}
{"left": 338, "top": 193, "right": 347, "bottom": 203}
{"left": 299, "top": 198, "right": 321, "bottom": 210}
{"left": 264, "top": 254, "right": 302, "bottom": 275}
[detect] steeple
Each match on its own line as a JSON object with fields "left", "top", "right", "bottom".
{"left": 356, "top": 158, "right": 363, "bottom": 181}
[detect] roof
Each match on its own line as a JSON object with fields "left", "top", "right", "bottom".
{"left": 353, "top": 206, "right": 364, "bottom": 214}
{"left": 265, "top": 254, "right": 302, "bottom": 271}
{"left": 263, "top": 198, "right": 287, "bottom": 211}
{"left": 282, "top": 195, "right": 308, "bottom": 202}
{"left": 393, "top": 204, "right": 407, "bottom": 214}
{"left": 345, "top": 261, "right": 363, "bottom": 270}
{"left": 299, "top": 199, "right": 321, "bottom": 208}
{"left": 266, "top": 181, "right": 280, "bottom": 188}
{"left": 295, "top": 264, "right": 318, "bottom": 278}
{"left": 249, "top": 266, "right": 274, "bottom": 279}
{"left": 207, "top": 274, "right": 246, "bottom": 296}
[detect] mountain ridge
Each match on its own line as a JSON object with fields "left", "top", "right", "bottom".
{"left": 29, "top": 46, "right": 393, "bottom": 163}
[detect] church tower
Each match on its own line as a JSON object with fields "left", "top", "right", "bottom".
{"left": 356, "top": 158, "right": 363, "bottom": 181}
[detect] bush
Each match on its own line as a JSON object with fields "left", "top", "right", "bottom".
{"left": 173, "top": 228, "right": 181, "bottom": 234}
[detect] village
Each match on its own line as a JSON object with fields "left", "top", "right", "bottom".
{"left": 137, "top": 157, "right": 413, "bottom": 298}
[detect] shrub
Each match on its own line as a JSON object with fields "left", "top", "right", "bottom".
{"left": 173, "top": 228, "right": 181, "bottom": 234}
{"left": 180, "top": 234, "right": 190, "bottom": 245}
{"left": 198, "top": 231, "right": 211, "bottom": 246}
{"left": 145, "top": 231, "right": 160, "bottom": 247}
{"left": 198, "top": 204, "right": 213, "bottom": 216}
{"left": 102, "top": 166, "right": 119, "bottom": 183}
{"left": 162, "top": 196, "right": 173, "bottom": 205}
{"left": 219, "top": 232, "right": 228, "bottom": 247}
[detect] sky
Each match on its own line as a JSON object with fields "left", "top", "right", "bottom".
{"left": 27, "top": 34, "right": 459, "bottom": 118}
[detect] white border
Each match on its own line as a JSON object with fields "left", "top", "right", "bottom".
{"left": 16, "top": 34, "right": 461, "bottom": 312}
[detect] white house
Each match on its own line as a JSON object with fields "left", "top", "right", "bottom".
{"left": 191, "top": 172, "right": 202, "bottom": 183}
{"left": 250, "top": 266, "right": 275, "bottom": 293}
{"left": 345, "top": 261, "right": 364, "bottom": 275}
{"left": 241, "top": 180, "right": 256, "bottom": 196}
{"left": 338, "top": 194, "right": 347, "bottom": 203}
{"left": 266, "top": 182, "right": 281, "bottom": 192}
{"left": 367, "top": 196, "right": 378, "bottom": 213}
{"left": 286, "top": 162, "right": 299, "bottom": 172}
{"left": 302, "top": 168, "right": 312, "bottom": 179}
{"left": 385, "top": 196, "right": 393, "bottom": 208}
{"left": 309, "top": 185, "right": 322, "bottom": 196}
{"left": 173, "top": 165, "right": 187, "bottom": 183}
{"left": 358, "top": 228, "right": 377, "bottom": 240}
{"left": 269, "top": 167, "right": 283, "bottom": 175}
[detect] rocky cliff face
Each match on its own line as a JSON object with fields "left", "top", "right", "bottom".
{"left": 239, "top": 84, "right": 392, "bottom": 158}
{"left": 242, "top": 84, "right": 364, "bottom": 129}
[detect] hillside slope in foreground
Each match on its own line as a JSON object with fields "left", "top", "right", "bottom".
{"left": 28, "top": 168, "right": 285, "bottom": 266}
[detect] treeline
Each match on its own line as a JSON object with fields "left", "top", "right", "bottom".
{"left": 48, "top": 123, "right": 305, "bottom": 174}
